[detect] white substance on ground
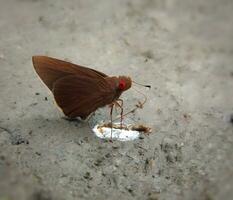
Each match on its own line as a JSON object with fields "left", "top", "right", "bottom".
{"left": 92, "top": 124, "right": 140, "bottom": 141}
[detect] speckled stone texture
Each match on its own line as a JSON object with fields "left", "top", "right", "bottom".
{"left": 0, "top": 0, "right": 233, "bottom": 200}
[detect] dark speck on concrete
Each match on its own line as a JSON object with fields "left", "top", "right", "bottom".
{"left": 31, "top": 190, "right": 52, "bottom": 200}
{"left": 230, "top": 114, "right": 233, "bottom": 125}
{"left": 11, "top": 135, "right": 29, "bottom": 145}
{"left": 141, "top": 50, "right": 154, "bottom": 60}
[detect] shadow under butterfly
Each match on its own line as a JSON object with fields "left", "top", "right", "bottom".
{"left": 32, "top": 56, "right": 151, "bottom": 141}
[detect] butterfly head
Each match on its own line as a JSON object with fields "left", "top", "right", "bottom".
{"left": 118, "top": 76, "right": 132, "bottom": 91}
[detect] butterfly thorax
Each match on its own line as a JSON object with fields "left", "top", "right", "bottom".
{"left": 105, "top": 76, "right": 132, "bottom": 101}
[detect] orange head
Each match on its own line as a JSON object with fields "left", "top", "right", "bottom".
{"left": 117, "top": 76, "right": 132, "bottom": 91}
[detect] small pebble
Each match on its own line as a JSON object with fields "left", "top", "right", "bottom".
{"left": 35, "top": 152, "right": 41, "bottom": 156}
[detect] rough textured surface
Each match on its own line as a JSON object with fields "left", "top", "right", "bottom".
{"left": 0, "top": 0, "right": 233, "bottom": 199}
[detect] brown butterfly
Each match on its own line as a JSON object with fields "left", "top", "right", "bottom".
{"left": 32, "top": 56, "right": 132, "bottom": 121}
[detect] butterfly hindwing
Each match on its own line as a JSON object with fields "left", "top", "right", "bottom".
{"left": 52, "top": 75, "right": 115, "bottom": 119}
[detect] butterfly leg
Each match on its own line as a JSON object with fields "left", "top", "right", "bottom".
{"left": 109, "top": 103, "right": 114, "bottom": 141}
{"left": 115, "top": 99, "right": 124, "bottom": 129}
{"left": 62, "top": 116, "right": 79, "bottom": 122}
{"left": 86, "top": 112, "right": 96, "bottom": 130}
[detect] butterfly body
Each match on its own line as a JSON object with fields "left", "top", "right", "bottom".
{"left": 32, "top": 56, "right": 131, "bottom": 119}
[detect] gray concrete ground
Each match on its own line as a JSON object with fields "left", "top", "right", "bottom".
{"left": 0, "top": 0, "right": 233, "bottom": 199}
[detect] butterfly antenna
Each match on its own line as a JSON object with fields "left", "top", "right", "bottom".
{"left": 132, "top": 80, "right": 151, "bottom": 89}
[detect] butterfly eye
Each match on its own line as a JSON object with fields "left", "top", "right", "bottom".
{"left": 118, "top": 80, "right": 126, "bottom": 90}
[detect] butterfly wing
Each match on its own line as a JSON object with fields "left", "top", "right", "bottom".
{"left": 32, "top": 56, "right": 107, "bottom": 91}
{"left": 52, "top": 75, "right": 115, "bottom": 119}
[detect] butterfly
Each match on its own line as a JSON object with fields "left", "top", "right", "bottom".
{"left": 32, "top": 56, "right": 132, "bottom": 121}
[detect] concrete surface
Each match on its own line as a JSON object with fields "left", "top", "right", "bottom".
{"left": 0, "top": 0, "right": 233, "bottom": 199}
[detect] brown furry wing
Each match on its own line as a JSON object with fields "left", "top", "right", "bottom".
{"left": 32, "top": 56, "right": 107, "bottom": 91}
{"left": 52, "top": 75, "right": 115, "bottom": 119}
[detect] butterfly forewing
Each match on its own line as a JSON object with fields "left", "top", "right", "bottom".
{"left": 32, "top": 56, "right": 107, "bottom": 90}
